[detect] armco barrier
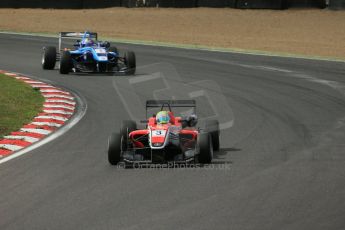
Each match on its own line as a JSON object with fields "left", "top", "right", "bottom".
{"left": 329, "top": 0, "right": 345, "bottom": 9}
{"left": 236, "top": 0, "right": 287, "bottom": 9}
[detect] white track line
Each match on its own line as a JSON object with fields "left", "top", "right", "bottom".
{"left": 4, "top": 136, "right": 39, "bottom": 143}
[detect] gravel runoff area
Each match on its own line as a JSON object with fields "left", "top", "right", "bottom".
{"left": 0, "top": 8, "right": 344, "bottom": 58}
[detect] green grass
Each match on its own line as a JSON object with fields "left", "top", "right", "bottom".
{"left": 0, "top": 73, "right": 44, "bottom": 138}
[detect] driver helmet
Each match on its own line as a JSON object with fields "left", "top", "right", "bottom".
{"left": 156, "top": 111, "right": 170, "bottom": 124}
{"left": 82, "top": 38, "right": 94, "bottom": 47}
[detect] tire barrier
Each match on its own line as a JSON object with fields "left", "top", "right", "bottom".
{"left": 145, "top": 0, "right": 159, "bottom": 7}
{"left": 287, "top": 0, "right": 326, "bottom": 8}
{"left": 197, "top": 0, "right": 234, "bottom": 7}
{"left": 0, "top": 0, "right": 122, "bottom": 8}
{"left": 0, "top": 0, "right": 83, "bottom": 9}
{"left": 157, "top": 0, "right": 197, "bottom": 7}
{"left": 83, "top": 0, "right": 122, "bottom": 8}
{"left": 0, "top": 0, "right": 333, "bottom": 9}
{"left": 157, "top": 0, "right": 171, "bottom": 7}
{"left": 174, "top": 0, "right": 196, "bottom": 8}
{"left": 329, "top": 0, "right": 345, "bottom": 9}
{"left": 228, "top": 0, "right": 238, "bottom": 7}
{"left": 236, "top": 0, "right": 287, "bottom": 9}
{"left": 122, "top": 0, "right": 138, "bottom": 8}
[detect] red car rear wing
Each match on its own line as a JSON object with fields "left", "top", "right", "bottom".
{"left": 146, "top": 100, "right": 196, "bottom": 118}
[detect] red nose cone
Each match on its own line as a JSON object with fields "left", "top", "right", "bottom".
{"left": 150, "top": 127, "right": 168, "bottom": 146}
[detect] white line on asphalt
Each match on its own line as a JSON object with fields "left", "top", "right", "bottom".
{"left": 257, "top": 65, "right": 293, "bottom": 73}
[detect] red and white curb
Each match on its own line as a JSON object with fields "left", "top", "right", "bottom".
{"left": 0, "top": 71, "right": 76, "bottom": 159}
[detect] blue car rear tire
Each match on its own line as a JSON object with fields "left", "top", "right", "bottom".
{"left": 60, "top": 51, "right": 72, "bottom": 74}
{"left": 42, "top": 46, "right": 56, "bottom": 70}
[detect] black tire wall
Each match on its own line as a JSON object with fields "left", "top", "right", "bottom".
{"left": 197, "top": 0, "right": 237, "bottom": 7}
{"left": 329, "top": 0, "right": 345, "bottom": 9}
{"left": 122, "top": 0, "right": 137, "bottom": 7}
{"left": 158, "top": 0, "right": 173, "bottom": 7}
{"left": 236, "top": 0, "right": 287, "bottom": 9}
{"left": 145, "top": 0, "right": 159, "bottom": 6}
{"left": 84, "top": 0, "right": 122, "bottom": 8}
{"left": 0, "top": 0, "right": 83, "bottom": 8}
{"left": 0, "top": 0, "right": 333, "bottom": 9}
{"left": 174, "top": 0, "right": 196, "bottom": 8}
{"left": 0, "top": 0, "right": 122, "bottom": 8}
{"left": 197, "top": 0, "right": 225, "bottom": 7}
{"left": 287, "top": 0, "right": 326, "bottom": 8}
{"left": 158, "top": 0, "right": 196, "bottom": 7}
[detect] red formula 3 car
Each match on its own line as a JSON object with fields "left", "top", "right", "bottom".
{"left": 108, "top": 100, "right": 220, "bottom": 167}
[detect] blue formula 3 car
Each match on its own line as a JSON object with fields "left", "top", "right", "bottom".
{"left": 42, "top": 31, "right": 136, "bottom": 75}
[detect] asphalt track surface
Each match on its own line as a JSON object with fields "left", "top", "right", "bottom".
{"left": 1, "top": 33, "right": 345, "bottom": 230}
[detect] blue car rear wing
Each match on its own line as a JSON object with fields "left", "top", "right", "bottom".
{"left": 58, "top": 31, "right": 98, "bottom": 52}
